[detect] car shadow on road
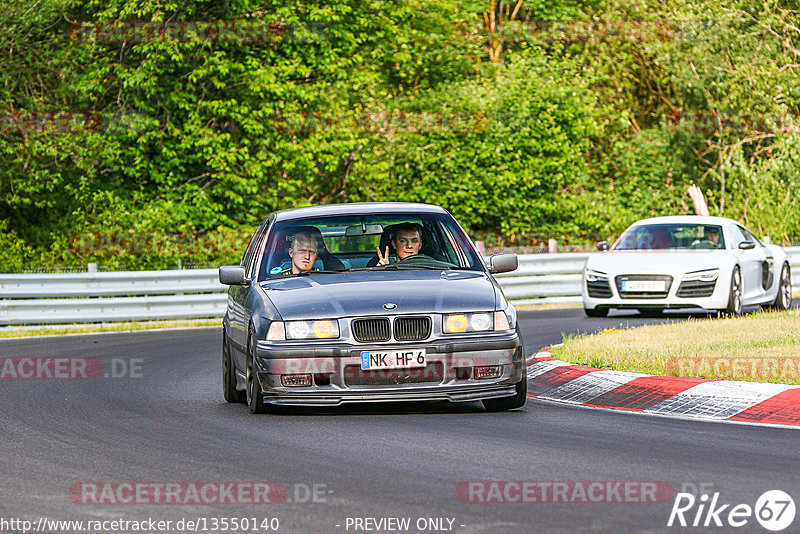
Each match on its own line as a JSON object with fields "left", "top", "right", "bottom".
{"left": 215, "top": 400, "right": 533, "bottom": 417}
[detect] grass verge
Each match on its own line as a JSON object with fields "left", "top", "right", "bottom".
{"left": 550, "top": 309, "right": 800, "bottom": 385}
{"left": 0, "top": 318, "right": 222, "bottom": 339}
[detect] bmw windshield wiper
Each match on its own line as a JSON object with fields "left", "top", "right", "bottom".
{"left": 394, "top": 264, "right": 451, "bottom": 270}
{"left": 295, "top": 269, "right": 344, "bottom": 275}
{"left": 365, "top": 264, "right": 451, "bottom": 271}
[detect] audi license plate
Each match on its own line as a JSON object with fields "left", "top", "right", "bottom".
{"left": 622, "top": 280, "right": 665, "bottom": 292}
{"left": 361, "top": 349, "right": 426, "bottom": 370}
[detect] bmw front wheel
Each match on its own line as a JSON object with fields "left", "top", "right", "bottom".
{"left": 246, "top": 329, "right": 269, "bottom": 414}
{"left": 223, "top": 331, "right": 245, "bottom": 403}
{"left": 482, "top": 376, "right": 527, "bottom": 412}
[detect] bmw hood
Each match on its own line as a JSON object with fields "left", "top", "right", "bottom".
{"left": 260, "top": 270, "right": 497, "bottom": 320}
{"left": 586, "top": 250, "right": 731, "bottom": 274}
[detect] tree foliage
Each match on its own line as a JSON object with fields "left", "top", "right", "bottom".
{"left": 0, "top": 0, "right": 798, "bottom": 270}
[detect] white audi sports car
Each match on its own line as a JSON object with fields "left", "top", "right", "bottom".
{"left": 583, "top": 216, "right": 792, "bottom": 317}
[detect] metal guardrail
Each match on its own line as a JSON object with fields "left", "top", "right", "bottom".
{"left": 1, "top": 248, "right": 798, "bottom": 325}
{"left": 0, "top": 271, "right": 227, "bottom": 326}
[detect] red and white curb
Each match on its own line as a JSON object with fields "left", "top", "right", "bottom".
{"left": 526, "top": 351, "right": 800, "bottom": 427}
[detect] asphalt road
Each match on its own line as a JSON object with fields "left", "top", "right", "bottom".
{"left": 1, "top": 309, "right": 798, "bottom": 534}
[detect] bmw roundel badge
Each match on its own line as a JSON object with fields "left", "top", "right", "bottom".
{"left": 383, "top": 303, "right": 397, "bottom": 310}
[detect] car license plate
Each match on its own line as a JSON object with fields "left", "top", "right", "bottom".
{"left": 361, "top": 349, "right": 426, "bottom": 370}
{"left": 622, "top": 280, "right": 665, "bottom": 292}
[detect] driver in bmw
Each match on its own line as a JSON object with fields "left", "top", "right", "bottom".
{"left": 279, "top": 232, "right": 321, "bottom": 275}
{"left": 376, "top": 223, "right": 423, "bottom": 265}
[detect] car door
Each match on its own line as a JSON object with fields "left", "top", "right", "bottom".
{"left": 742, "top": 226, "right": 775, "bottom": 300}
{"left": 729, "top": 224, "right": 766, "bottom": 304}
{"left": 229, "top": 220, "right": 270, "bottom": 364}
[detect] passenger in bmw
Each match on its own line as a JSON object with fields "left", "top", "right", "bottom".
{"left": 376, "top": 222, "right": 423, "bottom": 265}
{"left": 279, "top": 232, "right": 321, "bottom": 275}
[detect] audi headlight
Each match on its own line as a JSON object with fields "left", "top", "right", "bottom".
{"left": 443, "top": 312, "right": 494, "bottom": 334}
{"left": 682, "top": 269, "right": 719, "bottom": 282}
{"left": 585, "top": 269, "right": 608, "bottom": 282}
{"left": 270, "top": 320, "right": 340, "bottom": 340}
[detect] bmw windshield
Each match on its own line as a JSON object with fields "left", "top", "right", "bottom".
{"left": 257, "top": 213, "right": 484, "bottom": 280}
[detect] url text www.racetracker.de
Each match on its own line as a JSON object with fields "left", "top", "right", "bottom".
{"left": 0, "top": 516, "right": 280, "bottom": 533}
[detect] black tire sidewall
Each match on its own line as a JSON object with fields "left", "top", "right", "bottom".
{"left": 222, "top": 332, "right": 244, "bottom": 403}
{"left": 773, "top": 263, "right": 792, "bottom": 310}
{"left": 246, "top": 330, "right": 267, "bottom": 414}
{"left": 726, "top": 267, "right": 742, "bottom": 316}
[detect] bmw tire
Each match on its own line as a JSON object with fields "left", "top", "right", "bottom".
{"left": 246, "top": 328, "right": 270, "bottom": 414}
{"left": 223, "top": 331, "right": 245, "bottom": 403}
{"left": 482, "top": 326, "right": 527, "bottom": 412}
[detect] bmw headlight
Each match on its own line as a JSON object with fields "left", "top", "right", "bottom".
{"left": 267, "top": 320, "right": 340, "bottom": 340}
{"left": 682, "top": 269, "right": 719, "bottom": 282}
{"left": 443, "top": 312, "right": 494, "bottom": 334}
{"left": 585, "top": 269, "right": 608, "bottom": 282}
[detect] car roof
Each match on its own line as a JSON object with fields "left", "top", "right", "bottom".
{"left": 627, "top": 215, "right": 741, "bottom": 227}
{"left": 271, "top": 202, "right": 449, "bottom": 222}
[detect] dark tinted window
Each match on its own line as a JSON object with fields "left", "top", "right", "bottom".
{"left": 615, "top": 224, "right": 725, "bottom": 250}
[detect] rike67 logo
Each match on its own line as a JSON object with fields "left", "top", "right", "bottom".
{"left": 668, "top": 490, "right": 796, "bottom": 531}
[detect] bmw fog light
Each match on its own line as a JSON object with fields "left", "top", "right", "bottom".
{"left": 281, "top": 374, "right": 313, "bottom": 387}
{"left": 474, "top": 365, "right": 503, "bottom": 379}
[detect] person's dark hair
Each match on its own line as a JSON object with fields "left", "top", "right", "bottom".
{"left": 392, "top": 222, "right": 423, "bottom": 240}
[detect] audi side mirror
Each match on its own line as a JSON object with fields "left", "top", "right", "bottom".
{"left": 738, "top": 241, "right": 756, "bottom": 250}
{"left": 597, "top": 241, "right": 610, "bottom": 251}
{"left": 219, "top": 265, "right": 250, "bottom": 285}
{"left": 488, "top": 253, "right": 518, "bottom": 274}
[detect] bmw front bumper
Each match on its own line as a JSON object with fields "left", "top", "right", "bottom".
{"left": 249, "top": 333, "right": 523, "bottom": 406}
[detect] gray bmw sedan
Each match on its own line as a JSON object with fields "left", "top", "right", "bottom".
{"left": 218, "top": 202, "right": 525, "bottom": 413}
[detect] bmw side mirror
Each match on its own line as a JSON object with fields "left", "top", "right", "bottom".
{"left": 488, "top": 253, "right": 518, "bottom": 274}
{"left": 597, "top": 241, "right": 610, "bottom": 251}
{"left": 738, "top": 241, "right": 756, "bottom": 250}
{"left": 219, "top": 265, "right": 250, "bottom": 285}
